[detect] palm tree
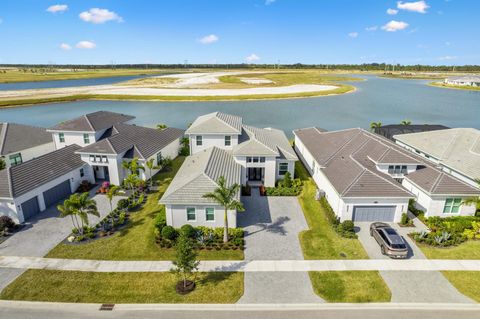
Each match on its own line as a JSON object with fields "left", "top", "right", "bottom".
{"left": 106, "top": 185, "right": 120, "bottom": 213}
{"left": 401, "top": 120, "right": 412, "bottom": 125}
{"left": 122, "top": 157, "right": 145, "bottom": 175}
{"left": 203, "top": 176, "right": 244, "bottom": 243}
{"left": 156, "top": 124, "right": 168, "bottom": 130}
{"left": 145, "top": 158, "right": 159, "bottom": 187}
{"left": 70, "top": 192, "right": 99, "bottom": 233}
{"left": 124, "top": 173, "right": 140, "bottom": 193}
{"left": 57, "top": 198, "right": 80, "bottom": 232}
{"left": 462, "top": 178, "right": 480, "bottom": 214}
{"left": 370, "top": 121, "right": 382, "bottom": 132}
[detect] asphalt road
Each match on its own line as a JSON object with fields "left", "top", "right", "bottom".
{"left": 1, "top": 302, "right": 479, "bottom": 319}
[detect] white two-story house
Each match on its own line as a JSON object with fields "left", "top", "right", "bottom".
{"left": 0, "top": 122, "right": 54, "bottom": 168}
{"left": 185, "top": 112, "right": 297, "bottom": 187}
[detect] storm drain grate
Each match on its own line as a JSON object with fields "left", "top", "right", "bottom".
{"left": 99, "top": 304, "right": 115, "bottom": 311}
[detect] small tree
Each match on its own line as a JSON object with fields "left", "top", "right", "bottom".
{"left": 122, "top": 157, "right": 145, "bottom": 176}
{"left": 0, "top": 158, "right": 6, "bottom": 171}
{"left": 370, "top": 121, "right": 382, "bottom": 132}
{"left": 156, "top": 124, "right": 168, "bottom": 130}
{"left": 203, "top": 176, "right": 244, "bottom": 243}
{"left": 58, "top": 197, "right": 80, "bottom": 232}
{"left": 124, "top": 173, "right": 140, "bottom": 192}
{"left": 282, "top": 171, "right": 293, "bottom": 188}
{"left": 401, "top": 120, "right": 411, "bottom": 126}
{"left": 145, "top": 158, "right": 159, "bottom": 188}
{"left": 171, "top": 233, "right": 200, "bottom": 292}
{"left": 70, "top": 192, "right": 99, "bottom": 233}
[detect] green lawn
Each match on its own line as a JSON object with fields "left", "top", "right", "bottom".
{"left": 309, "top": 271, "right": 391, "bottom": 303}
{"left": 442, "top": 272, "right": 480, "bottom": 302}
{"left": 0, "top": 270, "right": 243, "bottom": 303}
{"left": 295, "top": 162, "right": 391, "bottom": 302}
{"left": 416, "top": 240, "right": 480, "bottom": 260}
{"left": 46, "top": 156, "right": 244, "bottom": 261}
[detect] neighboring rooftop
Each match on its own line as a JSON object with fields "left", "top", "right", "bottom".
{"left": 160, "top": 147, "right": 242, "bottom": 205}
{"left": 185, "top": 112, "right": 243, "bottom": 135}
{"left": 0, "top": 144, "right": 84, "bottom": 198}
{"left": 394, "top": 128, "right": 480, "bottom": 183}
{"left": 294, "top": 127, "right": 480, "bottom": 198}
{"left": 374, "top": 124, "right": 449, "bottom": 140}
{"left": 0, "top": 123, "right": 53, "bottom": 156}
{"left": 49, "top": 111, "right": 135, "bottom": 132}
{"left": 77, "top": 123, "right": 185, "bottom": 159}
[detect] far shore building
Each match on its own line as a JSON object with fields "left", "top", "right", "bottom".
{"left": 0, "top": 122, "right": 55, "bottom": 168}
{"left": 294, "top": 127, "right": 480, "bottom": 223}
{"left": 444, "top": 75, "right": 480, "bottom": 87}
{"left": 394, "top": 128, "right": 480, "bottom": 188}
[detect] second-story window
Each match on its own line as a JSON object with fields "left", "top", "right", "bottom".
{"left": 9, "top": 153, "right": 22, "bottom": 166}
{"left": 89, "top": 155, "right": 95, "bottom": 162}
{"left": 196, "top": 135, "right": 203, "bottom": 146}
{"left": 225, "top": 135, "right": 231, "bottom": 146}
{"left": 83, "top": 134, "right": 90, "bottom": 144}
{"left": 59, "top": 133, "right": 65, "bottom": 143}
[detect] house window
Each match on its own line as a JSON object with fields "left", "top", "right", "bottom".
{"left": 89, "top": 155, "right": 96, "bottom": 162}
{"left": 83, "top": 134, "right": 90, "bottom": 144}
{"left": 187, "top": 207, "right": 196, "bottom": 221}
{"left": 443, "top": 198, "right": 462, "bottom": 214}
{"left": 260, "top": 157, "right": 265, "bottom": 163}
{"left": 102, "top": 156, "right": 108, "bottom": 163}
{"left": 156, "top": 152, "right": 163, "bottom": 166}
{"left": 80, "top": 168, "right": 84, "bottom": 177}
{"left": 279, "top": 163, "right": 289, "bottom": 176}
{"left": 246, "top": 157, "right": 252, "bottom": 163}
{"left": 59, "top": 133, "right": 65, "bottom": 143}
{"left": 196, "top": 136, "right": 203, "bottom": 146}
{"left": 388, "top": 165, "right": 407, "bottom": 175}
{"left": 225, "top": 136, "right": 231, "bottom": 146}
{"left": 253, "top": 157, "right": 259, "bottom": 163}
{"left": 401, "top": 165, "right": 407, "bottom": 174}
{"left": 9, "top": 153, "right": 22, "bottom": 166}
{"left": 96, "top": 155, "right": 102, "bottom": 163}
{"left": 205, "top": 208, "right": 215, "bottom": 221}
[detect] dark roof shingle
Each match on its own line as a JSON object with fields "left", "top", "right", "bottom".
{"left": 0, "top": 123, "right": 53, "bottom": 155}
{"left": 49, "top": 111, "right": 135, "bottom": 132}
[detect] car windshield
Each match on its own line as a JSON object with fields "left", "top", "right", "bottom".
{"left": 384, "top": 228, "right": 397, "bottom": 235}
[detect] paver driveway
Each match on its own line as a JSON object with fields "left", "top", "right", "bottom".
{"left": 0, "top": 189, "right": 121, "bottom": 291}
{"left": 355, "top": 221, "right": 473, "bottom": 303}
{"left": 237, "top": 189, "right": 321, "bottom": 304}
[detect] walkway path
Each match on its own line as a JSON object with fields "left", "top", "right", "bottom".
{"left": 1, "top": 256, "right": 480, "bottom": 272}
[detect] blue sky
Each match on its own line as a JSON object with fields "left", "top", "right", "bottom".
{"left": 0, "top": 0, "right": 478, "bottom": 65}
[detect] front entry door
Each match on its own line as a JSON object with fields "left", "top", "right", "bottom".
{"left": 248, "top": 167, "right": 262, "bottom": 181}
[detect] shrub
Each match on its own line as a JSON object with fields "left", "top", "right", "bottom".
{"left": 265, "top": 186, "right": 301, "bottom": 196}
{"left": 0, "top": 216, "right": 15, "bottom": 231}
{"left": 282, "top": 172, "right": 293, "bottom": 188}
{"left": 118, "top": 212, "right": 126, "bottom": 225}
{"left": 180, "top": 224, "right": 196, "bottom": 238}
{"left": 320, "top": 197, "right": 340, "bottom": 226}
{"left": 335, "top": 220, "right": 357, "bottom": 238}
{"left": 341, "top": 220, "right": 354, "bottom": 232}
{"left": 161, "top": 225, "right": 177, "bottom": 240}
{"left": 117, "top": 199, "right": 129, "bottom": 210}
{"left": 400, "top": 213, "right": 413, "bottom": 226}
{"left": 154, "top": 213, "right": 167, "bottom": 232}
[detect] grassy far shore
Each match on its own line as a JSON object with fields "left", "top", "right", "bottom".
{"left": 295, "top": 162, "right": 391, "bottom": 302}
{"left": 429, "top": 81, "right": 480, "bottom": 91}
{"left": 0, "top": 84, "right": 355, "bottom": 108}
{"left": 0, "top": 68, "right": 176, "bottom": 83}
{"left": 0, "top": 270, "right": 243, "bottom": 303}
{"left": 46, "top": 156, "right": 243, "bottom": 261}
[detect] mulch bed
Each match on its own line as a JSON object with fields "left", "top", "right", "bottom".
{"left": 176, "top": 280, "right": 196, "bottom": 295}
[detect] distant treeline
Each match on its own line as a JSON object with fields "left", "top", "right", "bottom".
{"left": 1, "top": 63, "right": 479, "bottom": 72}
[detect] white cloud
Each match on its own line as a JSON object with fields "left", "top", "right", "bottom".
{"left": 387, "top": 8, "right": 399, "bottom": 15}
{"left": 76, "top": 41, "right": 96, "bottom": 49}
{"left": 198, "top": 34, "right": 219, "bottom": 44}
{"left": 397, "top": 1, "right": 430, "bottom": 13}
{"left": 245, "top": 53, "right": 260, "bottom": 63}
{"left": 59, "top": 43, "right": 72, "bottom": 50}
{"left": 46, "top": 4, "right": 68, "bottom": 13}
{"left": 79, "top": 8, "right": 123, "bottom": 24}
{"left": 348, "top": 32, "right": 358, "bottom": 38}
{"left": 365, "top": 25, "right": 378, "bottom": 31}
{"left": 265, "top": 0, "right": 276, "bottom": 5}
{"left": 382, "top": 20, "right": 409, "bottom": 32}
{"left": 438, "top": 55, "right": 457, "bottom": 61}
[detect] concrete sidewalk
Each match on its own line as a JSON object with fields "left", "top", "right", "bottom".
{"left": 1, "top": 256, "right": 480, "bottom": 272}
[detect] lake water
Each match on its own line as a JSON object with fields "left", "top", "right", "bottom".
{"left": 0, "top": 74, "right": 153, "bottom": 91}
{"left": 0, "top": 76, "right": 478, "bottom": 136}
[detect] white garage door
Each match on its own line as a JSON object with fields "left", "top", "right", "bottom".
{"left": 352, "top": 206, "right": 396, "bottom": 222}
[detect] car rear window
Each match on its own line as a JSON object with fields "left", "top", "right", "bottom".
{"left": 391, "top": 244, "right": 406, "bottom": 249}
{"left": 384, "top": 228, "right": 397, "bottom": 235}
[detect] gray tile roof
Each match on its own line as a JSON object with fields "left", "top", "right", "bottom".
{"left": 294, "top": 127, "right": 480, "bottom": 198}
{"left": 394, "top": 128, "right": 480, "bottom": 182}
{"left": 160, "top": 147, "right": 242, "bottom": 205}
{"left": 185, "top": 112, "right": 243, "bottom": 135}
{"left": 0, "top": 144, "right": 85, "bottom": 198}
{"left": 77, "top": 124, "right": 185, "bottom": 159}
{"left": 0, "top": 123, "right": 53, "bottom": 155}
{"left": 49, "top": 111, "right": 135, "bottom": 132}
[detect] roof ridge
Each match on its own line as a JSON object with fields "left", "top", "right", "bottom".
{"left": 216, "top": 112, "right": 242, "bottom": 133}
{"left": 0, "top": 122, "right": 8, "bottom": 154}
{"left": 341, "top": 169, "right": 367, "bottom": 196}
{"left": 83, "top": 114, "right": 95, "bottom": 131}
{"left": 438, "top": 129, "right": 460, "bottom": 160}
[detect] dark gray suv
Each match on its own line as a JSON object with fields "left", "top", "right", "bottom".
{"left": 370, "top": 222, "right": 408, "bottom": 259}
